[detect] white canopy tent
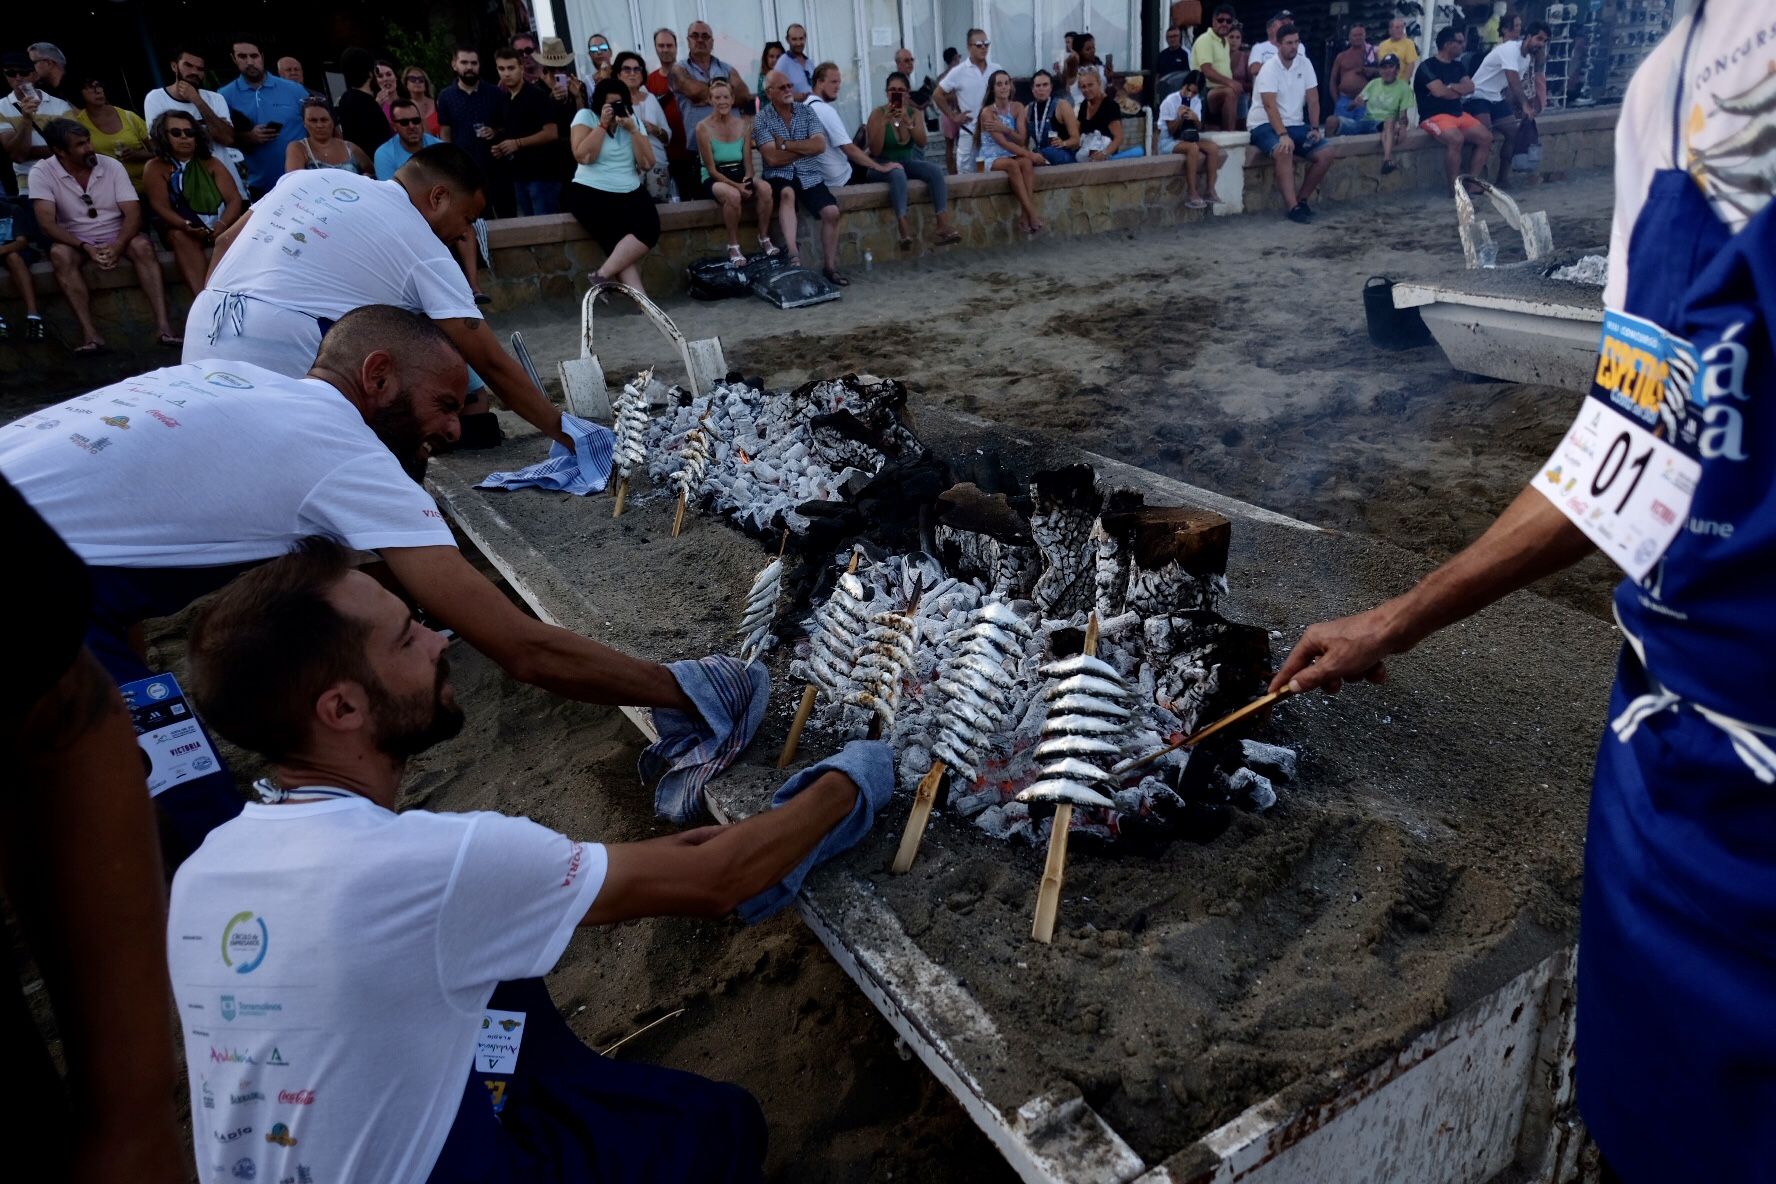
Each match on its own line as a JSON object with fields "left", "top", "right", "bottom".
{"left": 556, "top": 0, "right": 1145, "bottom": 129}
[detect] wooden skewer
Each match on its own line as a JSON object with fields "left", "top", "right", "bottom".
{"left": 891, "top": 759, "right": 947, "bottom": 874}
{"left": 671, "top": 489, "right": 688, "bottom": 537}
{"left": 612, "top": 477, "right": 630, "bottom": 518}
{"left": 1033, "top": 612, "right": 1100, "bottom": 945}
{"left": 776, "top": 548, "right": 861, "bottom": 768}
{"left": 1113, "top": 686, "right": 1299, "bottom": 778}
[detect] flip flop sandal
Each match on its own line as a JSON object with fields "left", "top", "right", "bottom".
{"left": 786, "top": 254, "right": 802, "bottom": 269}
{"left": 762, "top": 242, "right": 781, "bottom": 257}
{"left": 727, "top": 244, "right": 747, "bottom": 265}
{"left": 935, "top": 230, "right": 962, "bottom": 245}
{"left": 73, "top": 341, "right": 105, "bottom": 355}
{"left": 822, "top": 268, "right": 850, "bottom": 287}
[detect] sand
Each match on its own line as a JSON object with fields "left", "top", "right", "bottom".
{"left": 6, "top": 169, "right": 1625, "bottom": 1180}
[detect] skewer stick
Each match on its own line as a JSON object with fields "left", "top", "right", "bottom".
{"left": 612, "top": 477, "right": 630, "bottom": 518}
{"left": 1113, "top": 686, "right": 1299, "bottom": 778}
{"left": 891, "top": 760, "right": 947, "bottom": 874}
{"left": 671, "top": 490, "right": 688, "bottom": 538}
{"left": 775, "top": 548, "right": 861, "bottom": 767}
{"left": 1033, "top": 612, "right": 1100, "bottom": 945}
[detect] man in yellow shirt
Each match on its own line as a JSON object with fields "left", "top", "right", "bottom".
{"left": 1192, "top": 4, "right": 1241, "bottom": 129}
{"left": 1376, "top": 17, "right": 1420, "bottom": 76}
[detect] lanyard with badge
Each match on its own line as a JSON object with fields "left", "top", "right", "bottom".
{"left": 1532, "top": 10, "right": 1709, "bottom": 584}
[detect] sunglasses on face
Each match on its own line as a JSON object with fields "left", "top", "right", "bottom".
{"left": 972, "top": 41, "right": 990, "bottom": 48}
{"left": 618, "top": 64, "right": 643, "bottom": 73}
{"left": 166, "top": 126, "right": 195, "bottom": 137}
{"left": 589, "top": 43, "right": 610, "bottom": 52}
{"left": 516, "top": 46, "right": 536, "bottom": 55}
{"left": 393, "top": 116, "right": 422, "bottom": 126}
{"left": 406, "top": 74, "right": 426, "bottom": 83}
{"left": 3, "top": 67, "right": 29, "bottom": 77}
{"left": 689, "top": 32, "right": 712, "bottom": 40}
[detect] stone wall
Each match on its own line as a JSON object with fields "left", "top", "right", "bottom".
{"left": 0, "top": 108, "right": 1616, "bottom": 381}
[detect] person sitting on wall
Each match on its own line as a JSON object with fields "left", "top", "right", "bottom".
{"left": 863, "top": 70, "right": 962, "bottom": 249}
{"left": 972, "top": 67, "right": 1045, "bottom": 236}
{"left": 171, "top": 534, "right": 885, "bottom": 1184}
{"left": 1191, "top": 5, "right": 1243, "bottom": 131}
{"left": 1250, "top": 22, "right": 1335, "bottom": 223}
{"left": 32, "top": 118, "right": 180, "bottom": 352}
{"left": 1025, "top": 69, "right": 1080, "bottom": 165}
{"left": 1414, "top": 28, "right": 1492, "bottom": 192}
{"left": 1349, "top": 54, "right": 1414, "bottom": 173}
{"left": 1073, "top": 66, "right": 1142, "bottom": 162}
{"left": 696, "top": 77, "right": 776, "bottom": 263}
{"left": 565, "top": 77, "right": 661, "bottom": 294}
{"left": 753, "top": 68, "right": 842, "bottom": 281}
{"left": 1327, "top": 23, "right": 1380, "bottom": 136}
{"left": 141, "top": 110, "right": 243, "bottom": 299}
{"left": 1157, "top": 70, "right": 1225, "bottom": 208}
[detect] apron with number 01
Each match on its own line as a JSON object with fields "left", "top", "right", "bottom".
{"left": 1562, "top": 6, "right": 1776, "bottom": 1174}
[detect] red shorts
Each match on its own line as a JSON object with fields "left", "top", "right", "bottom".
{"left": 1421, "top": 112, "right": 1483, "bottom": 135}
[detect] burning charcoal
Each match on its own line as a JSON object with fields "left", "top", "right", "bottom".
{"left": 1029, "top": 466, "right": 1103, "bottom": 617}
{"left": 1239, "top": 740, "right": 1298, "bottom": 783}
{"left": 1228, "top": 768, "right": 1278, "bottom": 812}
{"left": 737, "top": 557, "right": 784, "bottom": 663}
{"left": 930, "top": 601, "right": 1035, "bottom": 782}
{"left": 1017, "top": 646, "right": 1132, "bottom": 811}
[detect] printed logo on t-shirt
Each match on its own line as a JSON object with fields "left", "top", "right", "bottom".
{"left": 331, "top": 187, "right": 361, "bottom": 202}
{"left": 266, "top": 1047, "right": 289, "bottom": 1067}
{"left": 265, "top": 1123, "right": 298, "bottom": 1147}
{"left": 202, "top": 1078, "right": 217, "bottom": 1109}
{"left": 213, "top": 1125, "right": 253, "bottom": 1143}
{"left": 203, "top": 371, "right": 257, "bottom": 390}
{"left": 221, "top": 994, "right": 283, "bottom": 1022}
{"left": 230, "top": 1157, "right": 256, "bottom": 1180}
{"left": 222, "top": 911, "right": 269, "bottom": 974}
{"left": 101, "top": 415, "right": 131, "bottom": 430}
{"left": 278, "top": 1088, "right": 317, "bottom": 1105}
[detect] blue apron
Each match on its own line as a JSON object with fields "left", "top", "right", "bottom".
{"left": 1577, "top": 8, "right": 1776, "bottom": 1176}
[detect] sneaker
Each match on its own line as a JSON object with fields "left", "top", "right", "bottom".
{"left": 1381, "top": 159, "right": 1399, "bottom": 174}
{"left": 24, "top": 315, "right": 45, "bottom": 343}
{"left": 1286, "top": 202, "right": 1313, "bottom": 224}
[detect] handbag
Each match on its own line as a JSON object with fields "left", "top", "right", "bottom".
{"left": 714, "top": 161, "right": 746, "bottom": 184}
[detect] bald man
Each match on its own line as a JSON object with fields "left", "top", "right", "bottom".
{"left": 0, "top": 305, "right": 697, "bottom": 867}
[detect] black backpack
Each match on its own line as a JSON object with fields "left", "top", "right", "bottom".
{"left": 684, "top": 255, "right": 752, "bottom": 301}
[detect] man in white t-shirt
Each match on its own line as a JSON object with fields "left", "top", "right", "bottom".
{"left": 1250, "top": 23, "right": 1336, "bottom": 223}
{"left": 0, "top": 306, "right": 699, "bottom": 867}
{"left": 933, "top": 30, "right": 1000, "bottom": 175}
{"left": 1245, "top": 12, "right": 1290, "bottom": 83}
{"left": 171, "top": 537, "right": 869, "bottom": 1183}
{"left": 805, "top": 62, "right": 906, "bottom": 272}
{"left": 1465, "top": 17, "right": 1550, "bottom": 186}
{"left": 1, "top": 51, "right": 74, "bottom": 195}
{"left": 143, "top": 45, "right": 248, "bottom": 200}
{"left": 191, "top": 146, "right": 565, "bottom": 447}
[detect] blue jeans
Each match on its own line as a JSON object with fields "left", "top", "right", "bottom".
{"left": 1249, "top": 123, "right": 1332, "bottom": 157}
{"left": 1038, "top": 146, "right": 1074, "bottom": 166}
{"left": 1333, "top": 95, "right": 1380, "bottom": 136}
{"left": 864, "top": 158, "right": 949, "bottom": 217}
{"left": 513, "top": 179, "right": 561, "bottom": 217}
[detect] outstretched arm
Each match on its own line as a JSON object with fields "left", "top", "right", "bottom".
{"left": 1270, "top": 487, "right": 1594, "bottom": 695}
{"left": 585, "top": 771, "right": 859, "bottom": 922}
{"left": 381, "top": 544, "right": 695, "bottom": 711}
{"left": 439, "top": 315, "right": 567, "bottom": 445}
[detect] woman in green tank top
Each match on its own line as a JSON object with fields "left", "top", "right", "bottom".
{"left": 864, "top": 72, "right": 961, "bottom": 249}
{"left": 695, "top": 77, "right": 776, "bottom": 264}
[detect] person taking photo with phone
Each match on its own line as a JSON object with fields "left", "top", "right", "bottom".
{"left": 565, "top": 76, "right": 659, "bottom": 292}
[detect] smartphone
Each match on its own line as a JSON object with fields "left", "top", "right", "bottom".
{"left": 18, "top": 82, "right": 39, "bottom": 101}
{"left": 264, "top": 122, "right": 282, "bottom": 133}
{"left": 555, "top": 73, "right": 568, "bottom": 87}
{"left": 890, "top": 92, "right": 904, "bottom": 110}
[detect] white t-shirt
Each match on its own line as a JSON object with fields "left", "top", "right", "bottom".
{"left": 1470, "top": 40, "right": 1527, "bottom": 103}
{"left": 1605, "top": 6, "right": 1773, "bottom": 310}
{"left": 938, "top": 59, "right": 1001, "bottom": 129}
{"left": 169, "top": 796, "right": 607, "bottom": 1184}
{"left": 143, "top": 87, "right": 249, "bottom": 197}
{"left": 1157, "top": 90, "right": 1204, "bottom": 151}
{"left": 0, "top": 91, "right": 73, "bottom": 193}
{"left": 805, "top": 96, "right": 854, "bottom": 189}
{"left": 1249, "top": 40, "right": 1279, "bottom": 75}
{"left": 205, "top": 169, "right": 481, "bottom": 323}
{"left": 1254, "top": 52, "right": 1319, "bottom": 129}
{"left": 0, "top": 361, "right": 456, "bottom": 569}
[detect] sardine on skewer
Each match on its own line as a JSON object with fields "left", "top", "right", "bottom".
{"left": 737, "top": 557, "right": 783, "bottom": 663}
{"left": 929, "top": 601, "right": 1036, "bottom": 781}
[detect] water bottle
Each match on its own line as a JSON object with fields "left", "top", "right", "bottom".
{"left": 863, "top": 249, "right": 874, "bottom": 273}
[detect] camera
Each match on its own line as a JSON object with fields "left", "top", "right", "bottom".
{"left": 609, "top": 97, "right": 631, "bottom": 118}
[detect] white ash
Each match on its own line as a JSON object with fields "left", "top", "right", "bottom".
{"left": 1028, "top": 470, "right": 1101, "bottom": 617}
{"left": 1549, "top": 254, "right": 1608, "bottom": 285}
{"left": 639, "top": 375, "right": 917, "bottom": 536}
{"left": 934, "top": 524, "right": 1038, "bottom": 598}
{"left": 1228, "top": 768, "right": 1277, "bottom": 812}
{"left": 1240, "top": 740, "right": 1298, "bottom": 783}
{"left": 737, "top": 557, "right": 783, "bottom": 662}
{"left": 1092, "top": 519, "right": 1133, "bottom": 619}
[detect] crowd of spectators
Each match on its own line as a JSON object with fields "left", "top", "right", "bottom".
{"left": 0, "top": 9, "right": 1559, "bottom": 330}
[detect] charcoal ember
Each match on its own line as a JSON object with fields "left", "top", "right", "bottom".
{"left": 1229, "top": 767, "right": 1278, "bottom": 812}
{"left": 1029, "top": 465, "right": 1103, "bottom": 617}
{"left": 1174, "top": 736, "right": 1242, "bottom": 804}
{"left": 1141, "top": 611, "right": 1272, "bottom": 733}
{"left": 1240, "top": 740, "right": 1298, "bottom": 782}
{"left": 950, "top": 786, "right": 1000, "bottom": 819}
{"left": 976, "top": 803, "right": 1035, "bottom": 844}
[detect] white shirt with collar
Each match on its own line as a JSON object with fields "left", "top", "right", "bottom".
{"left": 938, "top": 57, "right": 1001, "bottom": 129}
{"left": 1254, "top": 51, "right": 1319, "bottom": 129}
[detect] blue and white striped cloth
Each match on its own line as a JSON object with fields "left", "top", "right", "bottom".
{"left": 642, "top": 655, "right": 772, "bottom": 824}
{"left": 738, "top": 740, "right": 894, "bottom": 924}
{"left": 477, "top": 414, "right": 615, "bottom": 496}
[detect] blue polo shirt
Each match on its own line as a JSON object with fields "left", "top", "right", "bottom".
{"left": 374, "top": 132, "right": 444, "bottom": 180}
{"left": 218, "top": 73, "right": 308, "bottom": 191}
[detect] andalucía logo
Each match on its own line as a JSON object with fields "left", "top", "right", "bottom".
{"left": 222, "top": 911, "right": 268, "bottom": 974}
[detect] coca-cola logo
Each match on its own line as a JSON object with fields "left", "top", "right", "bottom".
{"left": 278, "top": 1089, "right": 316, "bottom": 1105}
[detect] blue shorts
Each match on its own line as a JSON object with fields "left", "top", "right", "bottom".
{"left": 1333, "top": 95, "right": 1380, "bottom": 136}
{"left": 1249, "top": 123, "right": 1331, "bottom": 158}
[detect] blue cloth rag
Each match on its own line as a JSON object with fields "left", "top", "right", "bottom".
{"left": 477, "top": 414, "right": 615, "bottom": 496}
{"left": 641, "top": 656, "right": 771, "bottom": 824}
{"left": 737, "top": 740, "right": 895, "bottom": 924}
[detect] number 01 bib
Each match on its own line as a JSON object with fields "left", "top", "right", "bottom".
{"left": 1535, "top": 309, "right": 1704, "bottom": 581}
